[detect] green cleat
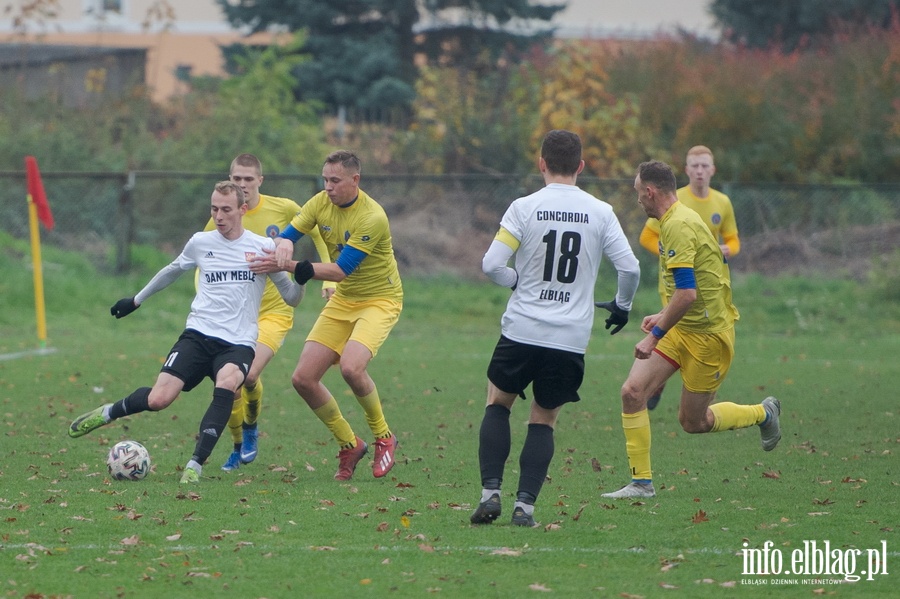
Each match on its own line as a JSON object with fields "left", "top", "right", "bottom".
{"left": 69, "top": 404, "right": 111, "bottom": 438}
{"left": 180, "top": 467, "right": 200, "bottom": 484}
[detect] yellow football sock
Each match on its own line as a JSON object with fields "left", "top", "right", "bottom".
{"left": 355, "top": 386, "right": 391, "bottom": 439}
{"left": 710, "top": 402, "right": 766, "bottom": 432}
{"left": 227, "top": 392, "right": 243, "bottom": 445}
{"left": 623, "top": 410, "right": 652, "bottom": 481}
{"left": 242, "top": 379, "right": 263, "bottom": 426}
{"left": 313, "top": 397, "right": 357, "bottom": 448}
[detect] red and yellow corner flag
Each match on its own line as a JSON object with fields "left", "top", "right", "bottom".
{"left": 26, "top": 156, "right": 54, "bottom": 230}
{"left": 25, "top": 155, "right": 53, "bottom": 348}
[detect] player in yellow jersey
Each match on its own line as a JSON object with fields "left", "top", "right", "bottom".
{"left": 601, "top": 160, "right": 780, "bottom": 500}
{"left": 206, "top": 154, "right": 334, "bottom": 472}
{"left": 250, "top": 150, "right": 402, "bottom": 481}
{"left": 636, "top": 146, "right": 741, "bottom": 409}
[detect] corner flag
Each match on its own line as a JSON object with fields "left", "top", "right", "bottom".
{"left": 25, "top": 155, "right": 53, "bottom": 349}
{"left": 26, "top": 156, "right": 54, "bottom": 229}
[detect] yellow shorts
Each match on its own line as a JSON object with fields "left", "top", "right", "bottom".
{"left": 654, "top": 326, "right": 734, "bottom": 393}
{"left": 256, "top": 311, "right": 293, "bottom": 354}
{"left": 307, "top": 296, "right": 402, "bottom": 358}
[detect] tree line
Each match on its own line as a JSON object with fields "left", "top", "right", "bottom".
{"left": 2, "top": 0, "right": 898, "bottom": 184}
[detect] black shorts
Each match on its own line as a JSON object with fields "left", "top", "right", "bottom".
{"left": 486, "top": 335, "right": 585, "bottom": 410}
{"left": 161, "top": 329, "right": 254, "bottom": 392}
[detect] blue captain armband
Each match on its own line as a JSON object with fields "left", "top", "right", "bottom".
{"left": 335, "top": 245, "right": 367, "bottom": 275}
{"left": 279, "top": 224, "right": 305, "bottom": 242}
{"left": 672, "top": 267, "right": 696, "bottom": 289}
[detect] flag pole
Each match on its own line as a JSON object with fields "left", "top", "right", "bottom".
{"left": 27, "top": 194, "right": 48, "bottom": 348}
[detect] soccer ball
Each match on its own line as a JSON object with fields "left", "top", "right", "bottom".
{"left": 106, "top": 440, "right": 151, "bottom": 481}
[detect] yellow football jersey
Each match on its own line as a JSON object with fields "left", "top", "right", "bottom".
{"left": 658, "top": 201, "right": 738, "bottom": 333}
{"left": 290, "top": 189, "right": 402, "bottom": 302}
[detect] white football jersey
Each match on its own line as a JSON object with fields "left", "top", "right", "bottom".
{"left": 496, "top": 183, "right": 639, "bottom": 353}
{"left": 135, "top": 230, "right": 301, "bottom": 348}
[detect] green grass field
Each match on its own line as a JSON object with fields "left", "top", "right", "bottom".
{"left": 1, "top": 235, "right": 898, "bottom": 598}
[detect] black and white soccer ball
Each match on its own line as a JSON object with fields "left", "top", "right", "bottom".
{"left": 106, "top": 440, "right": 151, "bottom": 481}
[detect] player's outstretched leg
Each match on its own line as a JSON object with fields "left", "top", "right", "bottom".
{"left": 759, "top": 396, "right": 781, "bottom": 451}
{"left": 69, "top": 404, "right": 112, "bottom": 438}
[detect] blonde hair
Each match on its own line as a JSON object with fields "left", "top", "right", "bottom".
{"left": 214, "top": 180, "right": 246, "bottom": 206}
{"left": 686, "top": 145, "right": 714, "bottom": 163}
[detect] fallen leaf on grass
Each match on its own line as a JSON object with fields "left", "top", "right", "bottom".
{"left": 658, "top": 582, "right": 678, "bottom": 589}
{"left": 120, "top": 535, "right": 139, "bottom": 546}
{"left": 491, "top": 548, "right": 522, "bottom": 556}
{"left": 813, "top": 498, "right": 835, "bottom": 506}
{"left": 528, "top": 582, "right": 552, "bottom": 591}
{"left": 762, "top": 470, "right": 780, "bottom": 480}
{"left": 691, "top": 510, "right": 709, "bottom": 524}
{"left": 165, "top": 533, "right": 181, "bottom": 541}
{"left": 590, "top": 458, "right": 602, "bottom": 472}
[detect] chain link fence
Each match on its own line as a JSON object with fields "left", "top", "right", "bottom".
{"left": 3, "top": 170, "right": 899, "bottom": 279}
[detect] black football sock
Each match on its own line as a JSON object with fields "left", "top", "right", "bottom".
{"left": 517, "top": 423, "right": 554, "bottom": 505}
{"left": 478, "top": 404, "right": 511, "bottom": 489}
{"left": 109, "top": 387, "right": 152, "bottom": 420}
{"left": 191, "top": 387, "right": 234, "bottom": 465}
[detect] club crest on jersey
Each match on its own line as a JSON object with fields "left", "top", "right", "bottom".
{"left": 711, "top": 213, "right": 722, "bottom": 225}
{"left": 245, "top": 252, "right": 256, "bottom": 261}
{"left": 667, "top": 249, "right": 676, "bottom": 257}
{"left": 361, "top": 235, "right": 370, "bottom": 242}
{"left": 266, "top": 224, "right": 280, "bottom": 238}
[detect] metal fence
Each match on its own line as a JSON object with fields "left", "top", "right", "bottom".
{"left": 3, "top": 171, "right": 899, "bottom": 278}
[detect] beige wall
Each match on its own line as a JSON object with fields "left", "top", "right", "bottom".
{"left": 2, "top": 30, "right": 277, "bottom": 101}
{"left": 0, "top": 0, "right": 275, "bottom": 102}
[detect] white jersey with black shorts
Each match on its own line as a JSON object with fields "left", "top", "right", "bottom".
{"left": 134, "top": 229, "right": 303, "bottom": 349}
{"left": 482, "top": 183, "right": 640, "bottom": 408}
{"left": 490, "top": 182, "right": 639, "bottom": 354}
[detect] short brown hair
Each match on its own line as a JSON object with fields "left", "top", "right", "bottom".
{"left": 230, "top": 153, "right": 262, "bottom": 175}
{"left": 541, "top": 130, "right": 582, "bottom": 176}
{"left": 325, "top": 150, "right": 361, "bottom": 174}
{"left": 214, "top": 180, "right": 246, "bottom": 206}
{"left": 637, "top": 161, "right": 677, "bottom": 194}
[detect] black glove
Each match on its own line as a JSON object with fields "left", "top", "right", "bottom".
{"left": 293, "top": 260, "right": 315, "bottom": 285}
{"left": 111, "top": 297, "right": 139, "bottom": 319}
{"left": 595, "top": 299, "right": 629, "bottom": 335}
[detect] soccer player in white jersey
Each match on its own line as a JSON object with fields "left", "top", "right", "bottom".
{"left": 68, "top": 181, "right": 305, "bottom": 484}
{"left": 205, "top": 153, "right": 334, "bottom": 472}
{"left": 470, "top": 130, "right": 641, "bottom": 527}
